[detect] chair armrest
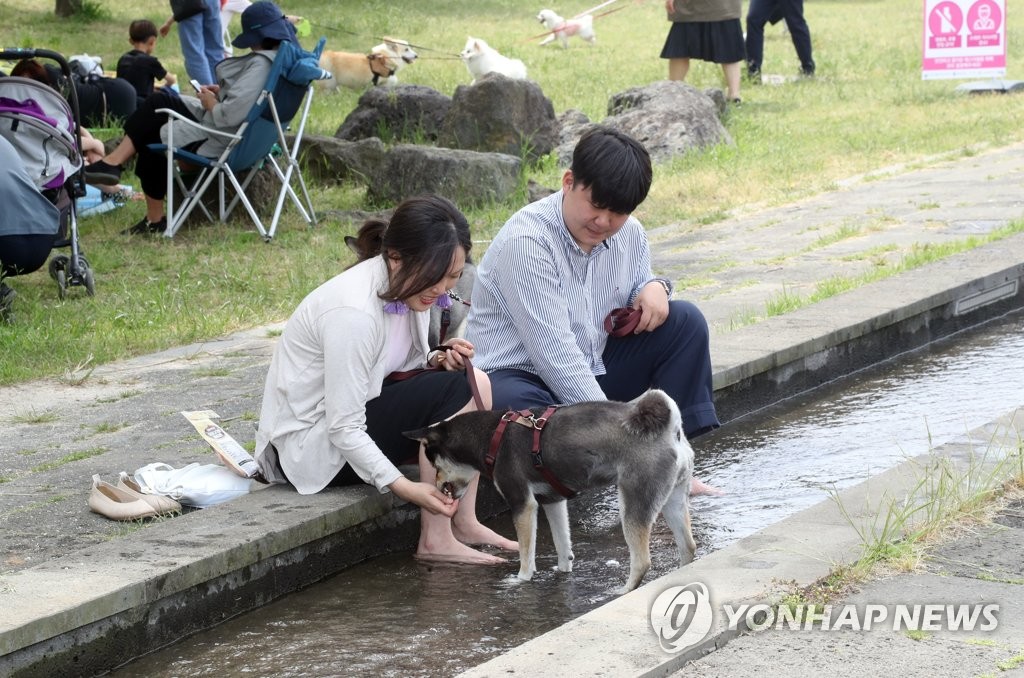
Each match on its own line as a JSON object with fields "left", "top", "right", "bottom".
{"left": 155, "top": 108, "right": 242, "bottom": 142}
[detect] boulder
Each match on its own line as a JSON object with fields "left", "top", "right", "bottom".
{"left": 603, "top": 81, "right": 733, "bottom": 163}
{"left": 366, "top": 144, "right": 521, "bottom": 207}
{"left": 439, "top": 73, "right": 558, "bottom": 161}
{"left": 299, "top": 135, "right": 387, "bottom": 185}
{"left": 335, "top": 85, "right": 452, "bottom": 143}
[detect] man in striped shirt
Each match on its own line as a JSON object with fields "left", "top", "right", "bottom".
{"left": 467, "top": 126, "right": 720, "bottom": 493}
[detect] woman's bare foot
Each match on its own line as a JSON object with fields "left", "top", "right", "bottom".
{"left": 691, "top": 477, "right": 725, "bottom": 496}
{"left": 452, "top": 519, "right": 519, "bottom": 551}
{"left": 416, "top": 533, "right": 507, "bottom": 564}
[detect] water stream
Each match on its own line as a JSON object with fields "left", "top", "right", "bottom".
{"left": 114, "top": 311, "right": 1024, "bottom": 677}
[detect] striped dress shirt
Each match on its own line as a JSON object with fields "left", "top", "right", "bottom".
{"left": 467, "top": 190, "right": 664, "bottom": 405}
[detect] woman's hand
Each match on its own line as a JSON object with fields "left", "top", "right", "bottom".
{"left": 431, "top": 337, "right": 474, "bottom": 371}
{"left": 389, "top": 476, "right": 457, "bottom": 517}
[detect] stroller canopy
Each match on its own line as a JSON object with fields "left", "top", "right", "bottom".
{"left": 0, "top": 76, "right": 82, "bottom": 190}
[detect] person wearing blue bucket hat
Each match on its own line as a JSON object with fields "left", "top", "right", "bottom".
{"left": 84, "top": 1, "right": 297, "bottom": 235}
{"left": 231, "top": 0, "right": 297, "bottom": 49}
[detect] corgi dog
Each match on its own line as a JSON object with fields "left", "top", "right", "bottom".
{"left": 319, "top": 36, "right": 418, "bottom": 91}
{"left": 460, "top": 36, "right": 528, "bottom": 84}
{"left": 537, "top": 9, "right": 596, "bottom": 48}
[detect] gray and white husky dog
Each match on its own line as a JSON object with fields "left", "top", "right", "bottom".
{"left": 406, "top": 389, "right": 697, "bottom": 593}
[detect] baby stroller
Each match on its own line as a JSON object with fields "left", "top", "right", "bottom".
{"left": 0, "top": 47, "right": 93, "bottom": 303}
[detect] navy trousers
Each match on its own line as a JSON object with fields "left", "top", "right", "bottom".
{"left": 745, "top": 0, "right": 815, "bottom": 75}
{"left": 489, "top": 300, "right": 720, "bottom": 440}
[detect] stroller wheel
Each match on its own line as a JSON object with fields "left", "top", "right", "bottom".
{"left": 48, "top": 255, "right": 69, "bottom": 281}
{"left": 83, "top": 263, "right": 95, "bottom": 297}
{"left": 55, "top": 268, "right": 68, "bottom": 300}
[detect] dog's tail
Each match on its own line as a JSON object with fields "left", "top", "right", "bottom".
{"left": 622, "top": 389, "right": 673, "bottom": 439}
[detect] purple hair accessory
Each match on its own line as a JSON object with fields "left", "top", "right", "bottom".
{"left": 383, "top": 300, "right": 409, "bottom": 314}
{"left": 435, "top": 293, "right": 453, "bottom": 310}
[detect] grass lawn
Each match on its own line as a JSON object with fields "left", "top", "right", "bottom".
{"left": 1, "top": 0, "right": 1023, "bottom": 384}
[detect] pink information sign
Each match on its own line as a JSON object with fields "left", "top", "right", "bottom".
{"left": 922, "top": 0, "right": 1006, "bottom": 79}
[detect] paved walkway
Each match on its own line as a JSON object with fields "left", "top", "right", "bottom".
{"left": 1, "top": 142, "right": 1024, "bottom": 676}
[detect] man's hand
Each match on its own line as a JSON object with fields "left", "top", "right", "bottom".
{"left": 631, "top": 280, "right": 671, "bottom": 333}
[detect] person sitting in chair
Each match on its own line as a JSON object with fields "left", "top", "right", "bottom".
{"left": 84, "top": 1, "right": 295, "bottom": 235}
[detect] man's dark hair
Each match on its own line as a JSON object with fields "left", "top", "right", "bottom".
{"left": 569, "top": 125, "right": 653, "bottom": 214}
{"left": 348, "top": 194, "right": 472, "bottom": 302}
{"left": 129, "top": 19, "right": 159, "bottom": 43}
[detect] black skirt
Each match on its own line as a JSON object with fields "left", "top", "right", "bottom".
{"left": 660, "top": 19, "right": 745, "bottom": 64}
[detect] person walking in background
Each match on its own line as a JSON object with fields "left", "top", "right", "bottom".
{"left": 660, "top": 0, "right": 745, "bottom": 104}
{"left": 160, "top": 0, "right": 224, "bottom": 85}
{"left": 745, "top": 0, "right": 815, "bottom": 81}
{"left": 117, "top": 19, "right": 178, "bottom": 106}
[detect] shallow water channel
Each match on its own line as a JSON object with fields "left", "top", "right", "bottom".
{"left": 115, "top": 311, "right": 1024, "bottom": 677}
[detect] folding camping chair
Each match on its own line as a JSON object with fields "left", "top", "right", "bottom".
{"left": 155, "top": 38, "right": 331, "bottom": 241}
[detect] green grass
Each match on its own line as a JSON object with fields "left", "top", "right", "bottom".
{"left": 29, "top": 447, "right": 107, "bottom": 472}
{"left": 2, "top": 0, "right": 1024, "bottom": 385}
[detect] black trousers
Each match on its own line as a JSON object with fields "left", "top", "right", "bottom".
{"left": 123, "top": 91, "right": 200, "bottom": 200}
{"left": 745, "top": 0, "right": 815, "bottom": 74}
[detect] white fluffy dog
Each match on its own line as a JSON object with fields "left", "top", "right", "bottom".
{"left": 460, "top": 37, "right": 528, "bottom": 84}
{"left": 536, "top": 9, "right": 596, "bottom": 48}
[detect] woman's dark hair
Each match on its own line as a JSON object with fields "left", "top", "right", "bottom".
{"left": 570, "top": 125, "right": 652, "bottom": 215}
{"left": 348, "top": 194, "right": 471, "bottom": 302}
{"left": 10, "top": 59, "right": 52, "bottom": 86}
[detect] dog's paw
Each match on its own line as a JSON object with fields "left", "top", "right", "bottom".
{"left": 516, "top": 569, "right": 535, "bottom": 581}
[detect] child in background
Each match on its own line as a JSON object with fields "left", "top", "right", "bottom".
{"left": 116, "top": 19, "right": 178, "bottom": 106}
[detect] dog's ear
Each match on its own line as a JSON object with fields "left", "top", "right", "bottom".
{"left": 403, "top": 423, "right": 445, "bottom": 445}
{"left": 344, "top": 235, "right": 359, "bottom": 255}
{"left": 623, "top": 390, "right": 672, "bottom": 439}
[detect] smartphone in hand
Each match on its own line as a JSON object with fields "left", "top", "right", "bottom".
{"left": 189, "top": 79, "right": 202, "bottom": 92}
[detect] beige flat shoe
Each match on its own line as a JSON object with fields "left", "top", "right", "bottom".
{"left": 88, "top": 474, "right": 158, "bottom": 521}
{"left": 117, "top": 471, "right": 182, "bottom": 515}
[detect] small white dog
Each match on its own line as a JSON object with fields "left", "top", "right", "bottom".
{"left": 536, "top": 9, "right": 596, "bottom": 48}
{"left": 460, "top": 37, "right": 528, "bottom": 84}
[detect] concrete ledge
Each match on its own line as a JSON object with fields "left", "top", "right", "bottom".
{"left": 458, "top": 409, "right": 1024, "bottom": 677}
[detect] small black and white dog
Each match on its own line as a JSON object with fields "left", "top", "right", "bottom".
{"left": 405, "top": 389, "right": 697, "bottom": 593}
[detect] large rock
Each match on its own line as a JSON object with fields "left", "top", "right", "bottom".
{"left": 366, "top": 144, "right": 521, "bottom": 207}
{"left": 439, "top": 73, "right": 558, "bottom": 161}
{"left": 299, "top": 135, "right": 387, "bottom": 184}
{"left": 604, "top": 81, "right": 732, "bottom": 163}
{"left": 555, "top": 81, "right": 732, "bottom": 165}
{"left": 335, "top": 85, "right": 452, "bottom": 143}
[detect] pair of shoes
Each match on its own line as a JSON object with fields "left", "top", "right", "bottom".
{"left": 0, "top": 283, "right": 15, "bottom": 324}
{"left": 83, "top": 160, "right": 122, "bottom": 186}
{"left": 117, "top": 471, "right": 182, "bottom": 514}
{"left": 121, "top": 216, "right": 167, "bottom": 236}
{"left": 87, "top": 473, "right": 182, "bottom": 520}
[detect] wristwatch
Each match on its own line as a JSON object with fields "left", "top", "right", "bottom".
{"left": 654, "top": 278, "right": 673, "bottom": 299}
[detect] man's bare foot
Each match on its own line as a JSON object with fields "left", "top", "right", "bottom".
{"left": 416, "top": 534, "right": 507, "bottom": 564}
{"left": 452, "top": 521, "right": 518, "bottom": 551}
{"left": 691, "top": 477, "right": 725, "bottom": 496}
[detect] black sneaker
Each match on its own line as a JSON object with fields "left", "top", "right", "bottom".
{"left": 121, "top": 216, "right": 167, "bottom": 235}
{"left": 84, "top": 160, "right": 122, "bottom": 186}
{"left": 746, "top": 69, "right": 762, "bottom": 84}
{"left": 0, "top": 282, "right": 15, "bottom": 323}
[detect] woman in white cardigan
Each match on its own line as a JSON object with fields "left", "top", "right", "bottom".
{"left": 256, "top": 194, "right": 516, "bottom": 564}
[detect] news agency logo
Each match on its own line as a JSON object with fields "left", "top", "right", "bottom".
{"left": 649, "top": 583, "right": 714, "bottom": 653}
{"left": 650, "top": 581, "right": 1001, "bottom": 654}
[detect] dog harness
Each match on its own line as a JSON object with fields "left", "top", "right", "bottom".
{"left": 367, "top": 54, "right": 396, "bottom": 86}
{"left": 485, "top": 406, "right": 576, "bottom": 499}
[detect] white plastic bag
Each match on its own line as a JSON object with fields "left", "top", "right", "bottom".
{"left": 133, "top": 462, "right": 252, "bottom": 508}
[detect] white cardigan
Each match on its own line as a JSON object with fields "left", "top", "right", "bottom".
{"left": 255, "top": 256, "right": 431, "bottom": 494}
